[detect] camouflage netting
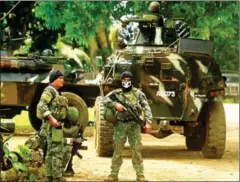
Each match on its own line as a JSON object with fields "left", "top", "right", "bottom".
{"left": 1, "top": 136, "right": 45, "bottom": 182}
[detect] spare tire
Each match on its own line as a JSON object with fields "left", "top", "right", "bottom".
{"left": 62, "top": 92, "right": 88, "bottom": 136}
{"left": 29, "top": 91, "right": 88, "bottom": 137}
{"left": 94, "top": 96, "right": 114, "bottom": 157}
{"left": 29, "top": 98, "right": 42, "bottom": 131}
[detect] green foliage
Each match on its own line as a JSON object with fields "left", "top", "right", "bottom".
{"left": 13, "top": 38, "right": 33, "bottom": 55}
{"left": 2, "top": 1, "right": 238, "bottom": 71}
{"left": 2, "top": 140, "right": 28, "bottom": 172}
{"left": 3, "top": 144, "right": 10, "bottom": 156}
{"left": 13, "top": 162, "right": 28, "bottom": 172}
{"left": 169, "top": 1, "right": 239, "bottom": 71}
{"left": 9, "top": 153, "right": 19, "bottom": 163}
{"left": 34, "top": 2, "right": 116, "bottom": 47}
{"left": 17, "top": 144, "right": 32, "bottom": 161}
{"left": 28, "top": 173, "right": 36, "bottom": 182}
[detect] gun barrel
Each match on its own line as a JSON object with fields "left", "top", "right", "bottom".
{"left": 80, "top": 145, "right": 88, "bottom": 150}
{"left": 75, "top": 151, "right": 83, "bottom": 159}
{"left": 1, "top": 119, "right": 15, "bottom": 133}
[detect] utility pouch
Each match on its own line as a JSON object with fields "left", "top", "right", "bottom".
{"left": 51, "top": 126, "right": 63, "bottom": 142}
{"left": 39, "top": 122, "right": 48, "bottom": 137}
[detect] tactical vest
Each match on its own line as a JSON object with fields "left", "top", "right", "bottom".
{"left": 49, "top": 95, "right": 68, "bottom": 143}
{"left": 112, "top": 88, "right": 141, "bottom": 122}
{"left": 50, "top": 95, "right": 68, "bottom": 121}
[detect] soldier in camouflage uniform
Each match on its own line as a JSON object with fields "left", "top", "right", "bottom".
{"left": 144, "top": 1, "right": 164, "bottom": 27}
{"left": 104, "top": 71, "right": 153, "bottom": 182}
{"left": 37, "top": 70, "right": 67, "bottom": 182}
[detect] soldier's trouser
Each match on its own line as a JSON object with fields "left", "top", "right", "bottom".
{"left": 62, "top": 143, "right": 73, "bottom": 171}
{"left": 45, "top": 136, "right": 64, "bottom": 179}
{"left": 111, "top": 122, "right": 143, "bottom": 176}
{"left": 39, "top": 122, "right": 48, "bottom": 157}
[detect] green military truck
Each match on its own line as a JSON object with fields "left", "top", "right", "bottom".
{"left": 94, "top": 16, "right": 227, "bottom": 159}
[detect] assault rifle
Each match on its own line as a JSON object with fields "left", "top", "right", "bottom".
{"left": 109, "top": 92, "right": 146, "bottom": 130}
{"left": 72, "top": 133, "right": 88, "bottom": 159}
{"left": 64, "top": 132, "right": 88, "bottom": 172}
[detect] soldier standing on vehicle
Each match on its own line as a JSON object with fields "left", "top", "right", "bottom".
{"left": 104, "top": 71, "right": 153, "bottom": 182}
{"left": 144, "top": 1, "right": 164, "bottom": 27}
{"left": 37, "top": 70, "right": 67, "bottom": 182}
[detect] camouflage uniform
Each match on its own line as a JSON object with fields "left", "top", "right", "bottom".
{"left": 62, "top": 123, "right": 79, "bottom": 176}
{"left": 37, "top": 85, "right": 68, "bottom": 179}
{"left": 103, "top": 87, "right": 152, "bottom": 177}
{"left": 62, "top": 141, "right": 73, "bottom": 172}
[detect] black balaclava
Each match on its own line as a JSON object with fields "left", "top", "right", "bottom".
{"left": 121, "top": 71, "right": 133, "bottom": 92}
{"left": 49, "top": 70, "right": 63, "bottom": 83}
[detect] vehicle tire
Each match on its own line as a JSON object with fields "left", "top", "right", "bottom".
{"left": 94, "top": 96, "right": 114, "bottom": 157}
{"left": 29, "top": 92, "right": 88, "bottom": 134}
{"left": 201, "top": 101, "right": 226, "bottom": 159}
{"left": 62, "top": 92, "right": 88, "bottom": 134}
{"left": 29, "top": 99, "right": 42, "bottom": 131}
{"left": 185, "top": 136, "right": 202, "bottom": 151}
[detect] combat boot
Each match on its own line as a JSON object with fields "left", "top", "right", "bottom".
{"left": 63, "top": 167, "right": 75, "bottom": 177}
{"left": 53, "top": 177, "right": 67, "bottom": 182}
{"left": 104, "top": 174, "right": 118, "bottom": 181}
{"left": 43, "top": 176, "right": 53, "bottom": 182}
{"left": 137, "top": 175, "right": 147, "bottom": 182}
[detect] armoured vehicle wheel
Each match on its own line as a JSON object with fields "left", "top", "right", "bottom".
{"left": 185, "top": 136, "right": 202, "bottom": 151}
{"left": 62, "top": 92, "right": 88, "bottom": 133}
{"left": 201, "top": 101, "right": 226, "bottom": 159}
{"left": 94, "top": 96, "right": 114, "bottom": 157}
{"left": 29, "top": 100, "right": 42, "bottom": 131}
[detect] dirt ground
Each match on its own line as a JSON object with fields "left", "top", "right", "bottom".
{"left": 6, "top": 104, "right": 239, "bottom": 181}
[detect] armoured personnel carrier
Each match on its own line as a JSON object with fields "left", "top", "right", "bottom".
{"left": 94, "top": 15, "right": 227, "bottom": 159}
{"left": 0, "top": 50, "right": 100, "bottom": 136}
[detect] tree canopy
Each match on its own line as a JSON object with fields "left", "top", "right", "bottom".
{"left": 1, "top": 1, "right": 239, "bottom": 71}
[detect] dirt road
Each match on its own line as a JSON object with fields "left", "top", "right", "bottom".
{"left": 7, "top": 104, "right": 239, "bottom": 181}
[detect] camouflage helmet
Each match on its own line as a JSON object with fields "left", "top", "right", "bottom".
{"left": 104, "top": 107, "right": 117, "bottom": 123}
{"left": 148, "top": 1, "right": 160, "bottom": 13}
{"left": 67, "top": 106, "right": 80, "bottom": 125}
